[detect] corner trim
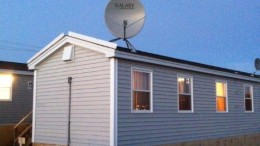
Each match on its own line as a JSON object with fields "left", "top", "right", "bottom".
{"left": 32, "top": 70, "right": 37, "bottom": 142}
{"left": 110, "top": 58, "right": 118, "bottom": 146}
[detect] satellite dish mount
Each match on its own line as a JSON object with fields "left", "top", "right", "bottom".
{"left": 105, "top": 0, "right": 146, "bottom": 53}
{"left": 253, "top": 58, "right": 260, "bottom": 76}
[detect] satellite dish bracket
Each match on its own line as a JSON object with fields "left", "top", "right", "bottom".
{"left": 109, "top": 20, "right": 136, "bottom": 53}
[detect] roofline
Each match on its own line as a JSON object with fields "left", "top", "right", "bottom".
{"left": 0, "top": 69, "right": 33, "bottom": 75}
{"left": 0, "top": 61, "right": 33, "bottom": 75}
{"left": 27, "top": 32, "right": 259, "bottom": 82}
{"left": 115, "top": 47, "right": 260, "bottom": 82}
{"left": 27, "top": 33, "right": 65, "bottom": 63}
{"left": 27, "top": 32, "right": 117, "bottom": 70}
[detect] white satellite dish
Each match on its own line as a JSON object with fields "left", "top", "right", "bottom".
{"left": 255, "top": 58, "right": 260, "bottom": 70}
{"left": 105, "top": 0, "right": 146, "bottom": 39}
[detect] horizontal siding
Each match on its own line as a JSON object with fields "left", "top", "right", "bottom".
{"left": 117, "top": 59, "right": 260, "bottom": 146}
{"left": 35, "top": 46, "right": 110, "bottom": 145}
{"left": 0, "top": 74, "right": 33, "bottom": 124}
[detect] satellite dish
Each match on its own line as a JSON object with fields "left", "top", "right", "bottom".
{"left": 255, "top": 58, "right": 260, "bottom": 70}
{"left": 105, "top": 0, "right": 146, "bottom": 39}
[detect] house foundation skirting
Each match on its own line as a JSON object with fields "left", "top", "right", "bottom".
{"left": 33, "top": 133, "right": 260, "bottom": 146}
{"left": 33, "top": 143, "right": 65, "bottom": 146}
{"left": 162, "top": 133, "right": 260, "bottom": 146}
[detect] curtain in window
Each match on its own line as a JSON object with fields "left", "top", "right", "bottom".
{"left": 217, "top": 97, "right": 226, "bottom": 111}
{"left": 178, "top": 77, "right": 190, "bottom": 94}
{"left": 178, "top": 77, "right": 191, "bottom": 111}
{"left": 216, "top": 82, "right": 226, "bottom": 112}
{"left": 245, "top": 86, "right": 252, "bottom": 111}
{"left": 133, "top": 71, "right": 149, "bottom": 90}
{"left": 216, "top": 82, "right": 226, "bottom": 97}
{"left": 133, "top": 71, "right": 150, "bottom": 110}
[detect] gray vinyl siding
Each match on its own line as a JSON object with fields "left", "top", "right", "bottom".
{"left": 117, "top": 59, "right": 260, "bottom": 146}
{"left": 35, "top": 46, "right": 110, "bottom": 146}
{"left": 0, "top": 74, "right": 33, "bottom": 124}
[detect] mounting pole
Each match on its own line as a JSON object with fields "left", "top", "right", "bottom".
{"left": 123, "top": 20, "right": 136, "bottom": 53}
{"left": 67, "top": 77, "right": 72, "bottom": 146}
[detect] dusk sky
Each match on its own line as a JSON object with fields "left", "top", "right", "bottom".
{"left": 0, "top": 1, "right": 259, "bottom": 73}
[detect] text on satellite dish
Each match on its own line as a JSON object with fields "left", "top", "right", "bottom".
{"left": 115, "top": 3, "right": 134, "bottom": 9}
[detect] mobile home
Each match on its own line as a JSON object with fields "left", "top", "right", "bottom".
{"left": 28, "top": 32, "right": 260, "bottom": 146}
{"left": 0, "top": 61, "right": 33, "bottom": 146}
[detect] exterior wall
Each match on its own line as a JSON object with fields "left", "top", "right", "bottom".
{"left": 162, "top": 133, "right": 260, "bottom": 146}
{"left": 0, "top": 74, "right": 33, "bottom": 124}
{"left": 34, "top": 46, "right": 110, "bottom": 146}
{"left": 117, "top": 59, "right": 260, "bottom": 146}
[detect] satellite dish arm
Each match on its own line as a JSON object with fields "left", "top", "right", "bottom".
{"left": 109, "top": 37, "right": 121, "bottom": 42}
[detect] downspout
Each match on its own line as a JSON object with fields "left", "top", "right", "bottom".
{"left": 67, "top": 77, "right": 72, "bottom": 146}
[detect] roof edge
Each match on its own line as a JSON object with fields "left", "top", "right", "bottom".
{"left": 27, "top": 33, "right": 65, "bottom": 64}
{"left": 68, "top": 32, "right": 117, "bottom": 49}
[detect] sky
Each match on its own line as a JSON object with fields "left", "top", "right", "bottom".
{"left": 0, "top": 1, "right": 259, "bottom": 73}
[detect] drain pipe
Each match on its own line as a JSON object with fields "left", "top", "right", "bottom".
{"left": 67, "top": 77, "right": 72, "bottom": 146}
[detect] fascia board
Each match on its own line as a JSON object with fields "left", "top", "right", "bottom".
{"left": 68, "top": 31, "right": 117, "bottom": 49}
{"left": 0, "top": 69, "right": 33, "bottom": 75}
{"left": 115, "top": 51, "right": 260, "bottom": 83}
{"left": 28, "top": 36, "right": 117, "bottom": 70}
{"left": 28, "top": 33, "right": 65, "bottom": 64}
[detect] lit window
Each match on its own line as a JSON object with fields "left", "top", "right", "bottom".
{"left": 244, "top": 85, "right": 253, "bottom": 112}
{"left": 0, "top": 74, "right": 13, "bottom": 101}
{"left": 178, "top": 76, "right": 193, "bottom": 112}
{"left": 216, "top": 81, "right": 227, "bottom": 112}
{"left": 132, "top": 68, "right": 152, "bottom": 112}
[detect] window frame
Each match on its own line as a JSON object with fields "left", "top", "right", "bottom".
{"left": 215, "top": 80, "right": 228, "bottom": 113}
{"left": 0, "top": 74, "right": 13, "bottom": 101}
{"left": 177, "top": 74, "right": 194, "bottom": 113}
{"left": 244, "top": 84, "right": 254, "bottom": 113}
{"left": 131, "top": 67, "right": 153, "bottom": 113}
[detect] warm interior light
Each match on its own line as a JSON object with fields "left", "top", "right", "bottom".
{"left": 0, "top": 74, "right": 13, "bottom": 100}
{"left": 216, "top": 82, "right": 226, "bottom": 111}
{"left": 0, "top": 74, "right": 13, "bottom": 87}
{"left": 216, "top": 82, "right": 225, "bottom": 97}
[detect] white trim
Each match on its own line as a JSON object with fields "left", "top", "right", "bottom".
{"left": 215, "top": 80, "right": 228, "bottom": 113}
{"left": 115, "top": 51, "right": 260, "bottom": 83}
{"left": 110, "top": 58, "right": 118, "bottom": 146}
{"left": 27, "top": 32, "right": 259, "bottom": 83}
{"left": 28, "top": 34, "right": 117, "bottom": 70}
{"left": 244, "top": 84, "right": 254, "bottom": 113}
{"left": 131, "top": 67, "right": 153, "bottom": 113}
{"left": 177, "top": 74, "right": 194, "bottom": 113}
{"left": 32, "top": 70, "right": 37, "bottom": 142}
{"left": 0, "top": 69, "right": 33, "bottom": 75}
{"left": 28, "top": 33, "right": 65, "bottom": 63}
{"left": 68, "top": 31, "right": 117, "bottom": 49}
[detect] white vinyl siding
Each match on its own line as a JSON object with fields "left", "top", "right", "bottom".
{"left": 35, "top": 46, "right": 110, "bottom": 146}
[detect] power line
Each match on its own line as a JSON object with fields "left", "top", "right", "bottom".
{"left": 0, "top": 45, "right": 39, "bottom": 51}
{"left": 0, "top": 39, "right": 42, "bottom": 48}
{"left": 0, "top": 47, "right": 38, "bottom": 52}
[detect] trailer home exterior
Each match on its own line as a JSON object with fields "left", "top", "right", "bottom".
{"left": 0, "top": 61, "right": 33, "bottom": 145}
{"left": 28, "top": 32, "right": 260, "bottom": 146}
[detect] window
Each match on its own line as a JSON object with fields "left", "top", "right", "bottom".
{"left": 132, "top": 68, "right": 152, "bottom": 112}
{"left": 0, "top": 74, "right": 13, "bottom": 101}
{"left": 216, "top": 81, "right": 228, "bottom": 112}
{"left": 178, "top": 75, "right": 193, "bottom": 112}
{"left": 244, "top": 85, "right": 253, "bottom": 112}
